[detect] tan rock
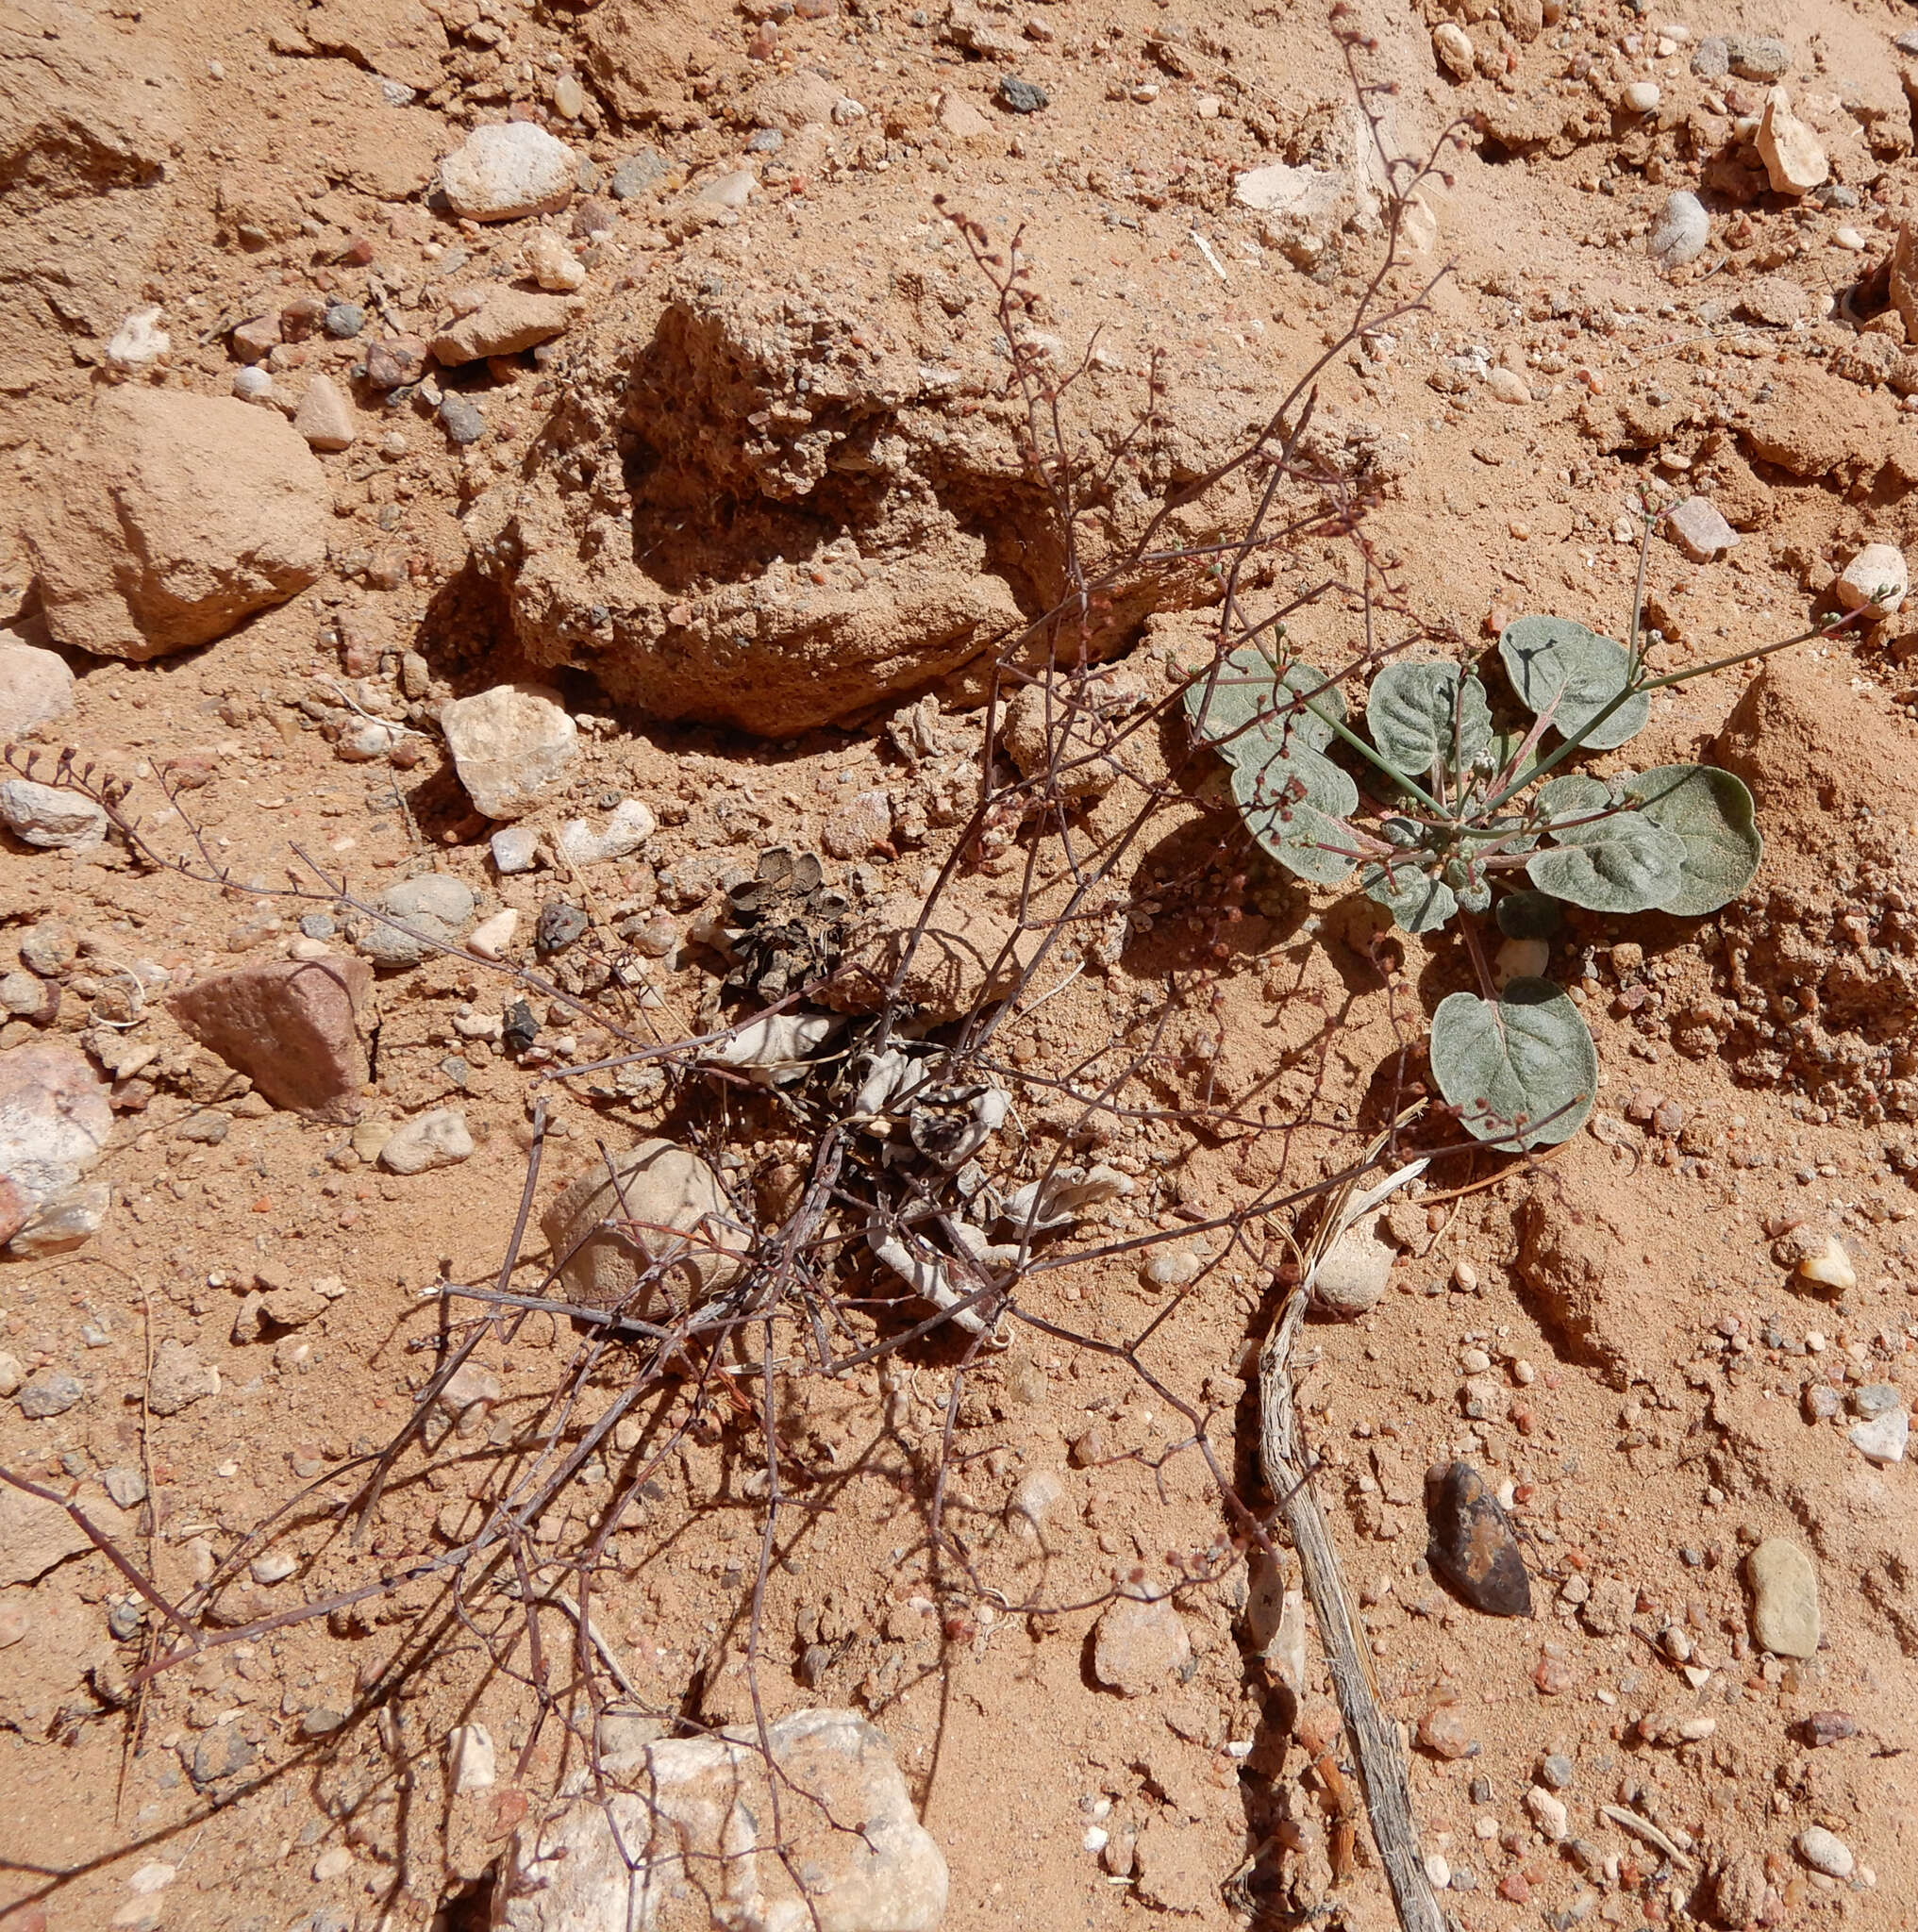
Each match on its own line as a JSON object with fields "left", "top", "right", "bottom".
{"left": 0, "top": 637, "right": 75, "bottom": 740}
{"left": 1756, "top": 88, "right": 1828, "bottom": 195}
{"left": 542, "top": 1139, "right": 751, "bottom": 1317}
{"left": 293, "top": 374, "right": 358, "bottom": 451}
{"left": 1893, "top": 223, "right": 1918, "bottom": 345}
{"left": 430, "top": 288, "right": 579, "bottom": 365}
{"left": 937, "top": 92, "right": 993, "bottom": 140}
{"left": 25, "top": 390, "right": 328, "bottom": 660}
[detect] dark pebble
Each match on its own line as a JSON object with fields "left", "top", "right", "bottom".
{"left": 1425, "top": 1461, "right": 1532, "bottom": 1617}
{"left": 1540, "top": 1753, "right": 1574, "bottom": 1790}
{"left": 535, "top": 902, "right": 590, "bottom": 955}
{"left": 572, "top": 196, "right": 616, "bottom": 238}
{"left": 108, "top": 1601, "right": 142, "bottom": 1641}
{"left": 1797, "top": 1710, "right": 1860, "bottom": 1747}
{"left": 439, "top": 394, "right": 486, "bottom": 445}
{"left": 174, "top": 1110, "right": 230, "bottom": 1145}
{"left": 610, "top": 149, "right": 670, "bottom": 199}
{"left": 324, "top": 302, "right": 365, "bottom": 339}
{"left": 1468, "top": 1775, "right": 1493, "bottom": 1805}
{"left": 996, "top": 75, "right": 1048, "bottom": 112}
{"left": 502, "top": 999, "right": 540, "bottom": 1057}
{"left": 439, "top": 1055, "right": 471, "bottom": 1090}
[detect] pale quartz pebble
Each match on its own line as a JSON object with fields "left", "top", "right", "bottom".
{"left": 448, "top": 1722, "right": 496, "bottom": 1792}
{"left": 555, "top": 798, "right": 656, "bottom": 867}
{"left": 552, "top": 72, "right": 586, "bottom": 119}
{"left": 1648, "top": 190, "right": 1710, "bottom": 266}
{"left": 1622, "top": 80, "right": 1660, "bottom": 111}
{"left": 1678, "top": 1714, "right": 1716, "bottom": 1740}
{"left": 232, "top": 366, "right": 274, "bottom": 401}
{"left": 1433, "top": 21, "right": 1473, "bottom": 75}
{"left": 524, "top": 228, "right": 587, "bottom": 292}
{"left": 1836, "top": 226, "right": 1866, "bottom": 252}
{"left": 1141, "top": 1247, "right": 1200, "bottom": 1288}
{"left": 249, "top": 1552, "right": 296, "bottom": 1585}
{"left": 440, "top": 123, "right": 577, "bottom": 222}
{"left": 1511, "top": 1357, "right": 1536, "bottom": 1385}
{"left": 1486, "top": 366, "right": 1529, "bottom": 405}
{"left": 288, "top": 936, "right": 330, "bottom": 961}
{"left": 1835, "top": 543, "right": 1908, "bottom": 615}
{"left": 105, "top": 307, "right": 170, "bottom": 374}
{"left": 1795, "top": 1826, "right": 1854, "bottom": 1879}
{"left": 1453, "top": 1258, "right": 1479, "bottom": 1291}
{"left": 1494, "top": 936, "right": 1549, "bottom": 988}
{"left": 1526, "top": 1787, "right": 1569, "bottom": 1840}
{"left": 127, "top": 1864, "right": 176, "bottom": 1895}
{"left": 1746, "top": 1538, "right": 1819, "bottom": 1657}
{"left": 1424, "top": 1853, "right": 1451, "bottom": 1889}
{"left": 1757, "top": 88, "right": 1828, "bottom": 195}
{"left": 1795, "top": 1232, "right": 1857, "bottom": 1292}
{"left": 466, "top": 908, "right": 519, "bottom": 960}
{"left": 1850, "top": 1408, "right": 1909, "bottom": 1465}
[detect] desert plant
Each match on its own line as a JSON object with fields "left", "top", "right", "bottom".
{"left": 1185, "top": 588, "right": 1851, "bottom": 1150}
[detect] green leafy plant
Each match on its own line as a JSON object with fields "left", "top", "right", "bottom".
{"left": 1185, "top": 603, "right": 1821, "bottom": 1152}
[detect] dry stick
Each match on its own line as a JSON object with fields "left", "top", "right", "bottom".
{"left": 1256, "top": 1163, "right": 1442, "bottom": 1932}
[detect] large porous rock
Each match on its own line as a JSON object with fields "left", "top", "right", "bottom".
{"left": 0, "top": 1040, "right": 112, "bottom": 1250}
{"left": 168, "top": 958, "right": 374, "bottom": 1123}
{"left": 542, "top": 1139, "right": 750, "bottom": 1318}
{"left": 25, "top": 390, "right": 329, "bottom": 660}
{"left": 438, "top": 122, "right": 575, "bottom": 221}
{"left": 466, "top": 258, "right": 1260, "bottom": 734}
{"left": 501, "top": 1707, "right": 947, "bottom": 1932}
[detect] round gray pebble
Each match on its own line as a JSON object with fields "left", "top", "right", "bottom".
{"left": 299, "top": 912, "right": 336, "bottom": 940}
{"left": 440, "top": 394, "right": 486, "bottom": 444}
{"left": 325, "top": 303, "right": 366, "bottom": 339}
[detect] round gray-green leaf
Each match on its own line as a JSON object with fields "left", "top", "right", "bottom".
{"left": 1535, "top": 774, "right": 1610, "bottom": 824}
{"left": 1526, "top": 808, "right": 1685, "bottom": 912}
{"left": 1187, "top": 650, "right": 1345, "bottom": 761}
{"left": 1363, "top": 661, "right": 1493, "bottom": 777}
{"left": 1430, "top": 977, "right": 1597, "bottom": 1150}
{"left": 1360, "top": 858, "right": 1458, "bottom": 934}
{"left": 1623, "top": 762, "right": 1762, "bottom": 917}
{"left": 1498, "top": 615, "right": 1650, "bottom": 750}
{"left": 1231, "top": 748, "right": 1358, "bottom": 886}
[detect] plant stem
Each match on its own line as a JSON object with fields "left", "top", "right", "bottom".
{"left": 1457, "top": 910, "right": 1497, "bottom": 1002}
{"left": 1321, "top": 710, "right": 1445, "bottom": 817}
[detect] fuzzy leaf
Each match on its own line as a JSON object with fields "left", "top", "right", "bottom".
{"left": 1360, "top": 858, "right": 1458, "bottom": 934}
{"left": 1526, "top": 808, "right": 1685, "bottom": 912}
{"left": 1187, "top": 650, "right": 1345, "bottom": 762}
{"left": 1623, "top": 762, "right": 1762, "bottom": 917}
{"left": 1498, "top": 616, "right": 1650, "bottom": 749}
{"left": 1535, "top": 774, "right": 1610, "bottom": 824}
{"left": 1430, "top": 977, "right": 1597, "bottom": 1150}
{"left": 1231, "top": 746, "right": 1358, "bottom": 886}
{"left": 1364, "top": 662, "right": 1493, "bottom": 777}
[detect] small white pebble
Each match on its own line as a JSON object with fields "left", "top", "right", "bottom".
{"left": 1083, "top": 1826, "right": 1109, "bottom": 1854}
{"left": 1623, "top": 79, "right": 1660, "bottom": 111}
{"left": 1424, "top": 1853, "right": 1451, "bottom": 1888}
{"left": 250, "top": 1553, "right": 296, "bottom": 1585}
{"left": 1475, "top": 1815, "right": 1498, "bottom": 1840}
{"left": 1511, "top": 1358, "right": 1536, "bottom": 1386}
{"left": 1452, "top": 1259, "right": 1478, "bottom": 1291}
{"left": 1835, "top": 226, "right": 1866, "bottom": 251}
